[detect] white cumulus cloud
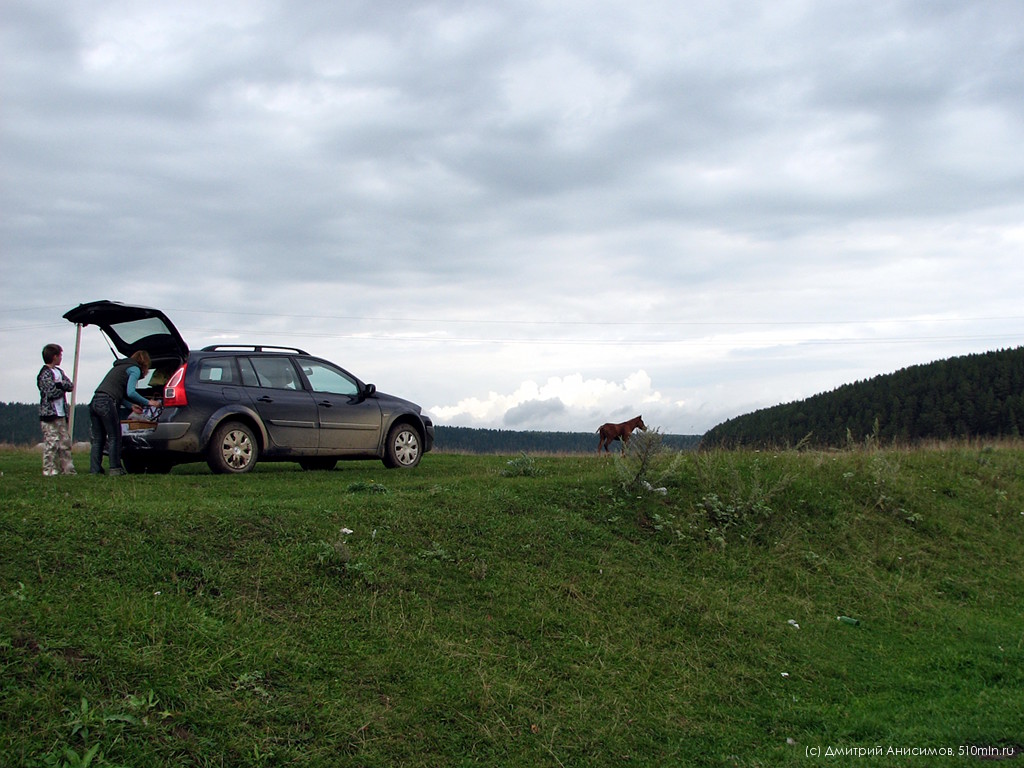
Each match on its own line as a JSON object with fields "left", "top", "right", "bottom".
{"left": 430, "top": 369, "right": 679, "bottom": 432}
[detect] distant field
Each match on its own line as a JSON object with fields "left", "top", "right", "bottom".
{"left": 1, "top": 440, "right": 1022, "bottom": 767}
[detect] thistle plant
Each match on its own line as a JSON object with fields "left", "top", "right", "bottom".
{"left": 613, "top": 427, "right": 680, "bottom": 495}
{"left": 501, "top": 452, "right": 544, "bottom": 477}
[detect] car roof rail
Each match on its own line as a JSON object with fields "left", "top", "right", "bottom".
{"left": 200, "top": 344, "right": 310, "bottom": 354}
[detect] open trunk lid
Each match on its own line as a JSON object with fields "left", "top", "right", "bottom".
{"left": 63, "top": 300, "right": 189, "bottom": 361}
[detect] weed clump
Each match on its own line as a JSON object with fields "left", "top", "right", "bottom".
{"left": 608, "top": 442, "right": 794, "bottom": 548}
{"left": 501, "top": 452, "right": 544, "bottom": 477}
{"left": 312, "top": 528, "right": 378, "bottom": 585}
{"left": 347, "top": 480, "right": 389, "bottom": 494}
{"left": 612, "top": 427, "right": 681, "bottom": 496}
{"left": 688, "top": 450, "right": 792, "bottom": 546}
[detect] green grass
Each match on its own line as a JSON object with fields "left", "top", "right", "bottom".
{"left": 1, "top": 442, "right": 1023, "bottom": 767}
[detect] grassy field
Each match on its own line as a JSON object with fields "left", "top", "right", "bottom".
{"left": 1, "top": 439, "right": 1023, "bottom": 767}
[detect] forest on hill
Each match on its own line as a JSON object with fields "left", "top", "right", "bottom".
{"left": 0, "top": 402, "right": 700, "bottom": 454}
{"left": 702, "top": 346, "right": 1024, "bottom": 449}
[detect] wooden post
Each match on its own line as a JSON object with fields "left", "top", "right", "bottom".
{"left": 69, "top": 323, "right": 83, "bottom": 441}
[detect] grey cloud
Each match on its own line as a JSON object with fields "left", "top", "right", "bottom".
{"left": 503, "top": 398, "right": 566, "bottom": 427}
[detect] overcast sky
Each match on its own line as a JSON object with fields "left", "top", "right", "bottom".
{"left": 3, "top": 0, "right": 1023, "bottom": 435}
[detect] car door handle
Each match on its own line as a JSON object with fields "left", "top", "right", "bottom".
{"left": 257, "top": 395, "right": 274, "bottom": 403}
{"left": 318, "top": 400, "right": 333, "bottom": 407}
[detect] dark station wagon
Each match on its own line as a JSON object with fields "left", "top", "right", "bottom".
{"left": 64, "top": 300, "right": 434, "bottom": 474}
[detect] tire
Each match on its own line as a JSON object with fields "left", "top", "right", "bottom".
{"left": 383, "top": 422, "right": 422, "bottom": 468}
{"left": 207, "top": 421, "right": 258, "bottom": 474}
{"left": 299, "top": 458, "right": 337, "bottom": 471}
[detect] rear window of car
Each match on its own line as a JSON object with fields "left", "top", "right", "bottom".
{"left": 244, "top": 357, "right": 301, "bottom": 390}
{"left": 197, "top": 357, "right": 237, "bottom": 384}
{"left": 109, "top": 316, "right": 175, "bottom": 345}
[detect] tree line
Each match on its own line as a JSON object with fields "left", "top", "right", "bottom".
{"left": 434, "top": 426, "right": 701, "bottom": 454}
{"left": 1, "top": 404, "right": 93, "bottom": 446}
{"left": 702, "top": 346, "right": 1024, "bottom": 449}
{"left": 10, "top": 346, "right": 1018, "bottom": 452}
{"left": 0, "top": 402, "right": 700, "bottom": 454}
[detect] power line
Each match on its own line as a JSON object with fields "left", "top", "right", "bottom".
{"left": 4, "top": 301, "right": 1024, "bottom": 328}
{"left": 162, "top": 307, "right": 1024, "bottom": 328}
{"left": 182, "top": 326, "right": 1024, "bottom": 348}
{"left": 1, "top": 306, "right": 1020, "bottom": 348}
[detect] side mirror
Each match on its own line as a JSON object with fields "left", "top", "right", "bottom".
{"left": 364, "top": 383, "right": 376, "bottom": 397}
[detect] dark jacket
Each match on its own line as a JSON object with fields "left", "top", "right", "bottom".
{"left": 38, "top": 365, "right": 74, "bottom": 421}
{"left": 94, "top": 358, "right": 142, "bottom": 406}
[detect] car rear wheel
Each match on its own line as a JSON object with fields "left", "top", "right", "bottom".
{"left": 383, "top": 422, "right": 422, "bottom": 468}
{"left": 208, "top": 421, "right": 258, "bottom": 474}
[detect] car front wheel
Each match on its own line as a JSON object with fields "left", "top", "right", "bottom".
{"left": 383, "top": 422, "right": 422, "bottom": 468}
{"left": 208, "top": 421, "right": 258, "bottom": 474}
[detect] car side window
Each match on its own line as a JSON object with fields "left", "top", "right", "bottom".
{"left": 248, "top": 357, "right": 301, "bottom": 390}
{"left": 298, "top": 358, "right": 359, "bottom": 396}
{"left": 197, "top": 357, "right": 236, "bottom": 384}
{"left": 237, "top": 358, "right": 260, "bottom": 388}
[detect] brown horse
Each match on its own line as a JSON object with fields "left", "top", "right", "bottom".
{"left": 597, "top": 415, "right": 647, "bottom": 453}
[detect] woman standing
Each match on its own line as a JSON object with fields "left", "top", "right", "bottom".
{"left": 89, "top": 350, "right": 162, "bottom": 475}
{"left": 37, "top": 343, "right": 76, "bottom": 476}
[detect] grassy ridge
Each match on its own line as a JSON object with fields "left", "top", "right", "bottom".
{"left": 1, "top": 444, "right": 1023, "bottom": 767}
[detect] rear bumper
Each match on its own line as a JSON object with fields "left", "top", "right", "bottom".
{"left": 122, "top": 421, "right": 201, "bottom": 454}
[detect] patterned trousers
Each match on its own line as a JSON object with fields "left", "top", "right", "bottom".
{"left": 40, "top": 418, "right": 76, "bottom": 476}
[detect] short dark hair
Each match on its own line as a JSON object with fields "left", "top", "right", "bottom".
{"left": 42, "top": 344, "right": 63, "bottom": 364}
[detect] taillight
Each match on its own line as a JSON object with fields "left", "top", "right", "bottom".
{"left": 163, "top": 364, "right": 188, "bottom": 406}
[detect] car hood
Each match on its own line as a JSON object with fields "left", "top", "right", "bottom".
{"left": 64, "top": 300, "right": 189, "bottom": 361}
{"left": 374, "top": 390, "right": 426, "bottom": 416}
